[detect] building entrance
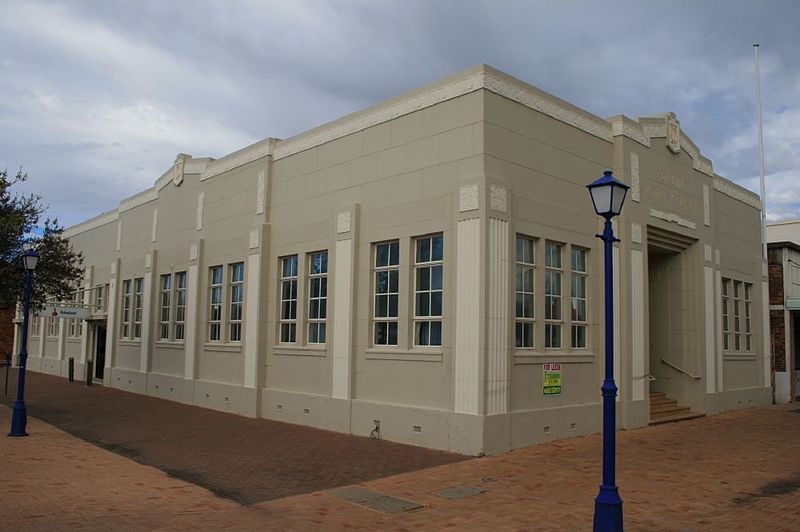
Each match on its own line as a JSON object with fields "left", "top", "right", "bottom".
{"left": 94, "top": 325, "right": 106, "bottom": 381}
{"left": 646, "top": 226, "right": 698, "bottom": 416}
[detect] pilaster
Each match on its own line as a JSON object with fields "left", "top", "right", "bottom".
{"left": 332, "top": 204, "right": 359, "bottom": 400}
{"left": 105, "top": 258, "right": 121, "bottom": 377}
{"left": 244, "top": 225, "right": 268, "bottom": 390}
{"left": 79, "top": 266, "right": 94, "bottom": 364}
{"left": 454, "top": 184, "right": 483, "bottom": 415}
{"left": 185, "top": 240, "right": 204, "bottom": 380}
{"left": 140, "top": 251, "right": 157, "bottom": 373}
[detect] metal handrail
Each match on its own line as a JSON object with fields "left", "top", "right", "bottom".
{"left": 660, "top": 358, "right": 702, "bottom": 380}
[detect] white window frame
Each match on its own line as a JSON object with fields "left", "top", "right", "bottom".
{"left": 229, "top": 262, "right": 244, "bottom": 342}
{"left": 733, "top": 280, "right": 741, "bottom": 351}
{"left": 373, "top": 241, "right": 400, "bottom": 346}
{"left": 208, "top": 265, "right": 224, "bottom": 342}
{"left": 744, "top": 283, "right": 752, "bottom": 351}
{"left": 279, "top": 255, "right": 298, "bottom": 343}
{"left": 413, "top": 234, "right": 443, "bottom": 347}
{"left": 544, "top": 241, "right": 563, "bottom": 349}
{"left": 159, "top": 274, "right": 172, "bottom": 341}
{"left": 121, "top": 279, "right": 132, "bottom": 339}
{"left": 132, "top": 277, "right": 143, "bottom": 339}
{"left": 722, "top": 278, "right": 730, "bottom": 350}
{"left": 307, "top": 251, "right": 328, "bottom": 344}
{"left": 570, "top": 246, "right": 588, "bottom": 349}
{"left": 174, "top": 272, "right": 186, "bottom": 341}
{"left": 515, "top": 235, "right": 536, "bottom": 348}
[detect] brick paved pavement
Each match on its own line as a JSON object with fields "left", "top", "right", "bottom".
{"left": 2, "top": 370, "right": 800, "bottom": 531}
{"left": 0, "top": 371, "right": 467, "bottom": 504}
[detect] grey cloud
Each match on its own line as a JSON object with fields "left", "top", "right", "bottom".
{"left": 1, "top": 0, "right": 799, "bottom": 226}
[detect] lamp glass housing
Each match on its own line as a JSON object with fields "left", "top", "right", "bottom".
{"left": 587, "top": 171, "right": 630, "bottom": 218}
{"left": 21, "top": 250, "right": 39, "bottom": 272}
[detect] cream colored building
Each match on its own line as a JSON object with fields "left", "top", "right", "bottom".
{"left": 15, "top": 65, "right": 771, "bottom": 455}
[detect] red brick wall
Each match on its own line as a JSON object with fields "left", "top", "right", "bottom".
{"left": 770, "top": 309, "right": 786, "bottom": 372}
{"left": 768, "top": 248, "right": 784, "bottom": 306}
{"left": 0, "top": 307, "right": 15, "bottom": 357}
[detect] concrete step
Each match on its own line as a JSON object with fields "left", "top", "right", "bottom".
{"left": 650, "top": 402, "right": 685, "bottom": 414}
{"left": 649, "top": 397, "right": 677, "bottom": 407}
{"left": 651, "top": 405, "right": 692, "bottom": 417}
{"left": 649, "top": 412, "right": 706, "bottom": 425}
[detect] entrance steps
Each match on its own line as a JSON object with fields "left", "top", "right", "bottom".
{"left": 649, "top": 392, "right": 705, "bottom": 425}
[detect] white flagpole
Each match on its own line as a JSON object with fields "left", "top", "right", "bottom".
{"left": 754, "top": 43, "right": 767, "bottom": 259}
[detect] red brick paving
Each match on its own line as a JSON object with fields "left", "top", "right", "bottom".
{"left": 2, "top": 370, "right": 800, "bottom": 530}
{"left": 0, "top": 370, "right": 467, "bottom": 504}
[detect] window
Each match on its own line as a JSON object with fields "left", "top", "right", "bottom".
{"left": 133, "top": 278, "right": 143, "bottom": 339}
{"left": 733, "top": 281, "right": 741, "bottom": 351}
{"left": 157, "top": 272, "right": 188, "bottom": 342}
{"left": 414, "top": 234, "right": 443, "bottom": 346}
{"left": 229, "top": 262, "right": 244, "bottom": 342}
{"left": 744, "top": 283, "right": 752, "bottom": 351}
{"left": 94, "top": 284, "right": 105, "bottom": 313}
{"left": 175, "top": 272, "right": 186, "bottom": 341}
{"left": 48, "top": 316, "right": 59, "bottom": 337}
{"left": 280, "top": 255, "right": 298, "bottom": 343}
{"left": 515, "top": 235, "right": 535, "bottom": 348}
{"left": 307, "top": 251, "right": 328, "bottom": 344}
{"left": 571, "top": 247, "right": 588, "bottom": 349}
{"left": 159, "top": 274, "right": 171, "bottom": 340}
{"left": 544, "top": 241, "right": 563, "bottom": 348}
{"left": 722, "top": 278, "right": 753, "bottom": 352}
{"left": 30, "top": 315, "right": 40, "bottom": 336}
{"left": 374, "top": 241, "right": 400, "bottom": 346}
{"left": 118, "top": 280, "right": 142, "bottom": 339}
{"left": 721, "top": 279, "right": 730, "bottom": 350}
{"left": 209, "top": 266, "right": 223, "bottom": 341}
{"left": 68, "top": 293, "right": 81, "bottom": 338}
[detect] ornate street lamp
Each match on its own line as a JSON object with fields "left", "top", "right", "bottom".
{"left": 587, "top": 171, "right": 629, "bottom": 531}
{"left": 8, "top": 249, "right": 39, "bottom": 437}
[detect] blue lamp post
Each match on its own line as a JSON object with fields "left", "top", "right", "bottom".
{"left": 587, "top": 171, "right": 629, "bottom": 531}
{"left": 8, "top": 249, "right": 39, "bottom": 437}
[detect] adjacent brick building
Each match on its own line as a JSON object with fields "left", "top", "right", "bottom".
{"left": 766, "top": 221, "right": 800, "bottom": 403}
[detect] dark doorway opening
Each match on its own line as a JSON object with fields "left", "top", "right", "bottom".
{"left": 95, "top": 325, "right": 106, "bottom": 380}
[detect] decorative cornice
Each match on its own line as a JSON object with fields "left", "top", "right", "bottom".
{"left": 640, "top": 122, "right": 714, "bottom": 176}
{"left": 610, "top": 116, "right": 650, "bottom": 147}
{"left": 63, "top": 210, "right": 118, "bottom": 238}
{"left": 119, "top": 188, "right": 157, "bottom": 213}
{"left": 713, "top": 176, "right": 761, "bottom": 209}
{"left": 201, "top": 139, "right": 273, "bottom": 181}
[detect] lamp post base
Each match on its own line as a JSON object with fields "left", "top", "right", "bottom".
{"left": 593, "top": 485, "right": 623, "bottom": 532}
{"left": 8, "top": 400, "right": 28, "bottom": 437}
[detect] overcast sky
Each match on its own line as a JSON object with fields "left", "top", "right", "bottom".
{"left": 1, "top": 0, "right": 798, "bottom": 228}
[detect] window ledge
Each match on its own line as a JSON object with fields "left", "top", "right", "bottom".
{"left": 203, "top": 342, "right": 242, "bottom": 353}
{"left": 365, "top": 348, "right": 443, "bottom": 362}
{"left": 722, "top": 352, "right": 757, "bottom": 361}
{"left": 514, "top": 351, "right": 595, "bottom": 364}
{"left": 155, "top": 341, "right": 186, "bottom": 350}
{"left": 119, "top": 340, "right": 141, "bottom": 346}
{"left": 273, "top": 345, "right": 328, "bottom": 357}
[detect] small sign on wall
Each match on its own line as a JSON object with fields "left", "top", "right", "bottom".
{"left": 543, "top": 363, "right": 562, "bottom": 395}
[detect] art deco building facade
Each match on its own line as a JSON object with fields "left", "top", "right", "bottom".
{"left": 15, "top": 65, "right": 771, "bottom": 454}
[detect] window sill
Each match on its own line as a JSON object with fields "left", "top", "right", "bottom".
{"left": 273, "top": 345, "right": 328, "bottom": 357}
{"left": 514, "top": 351, "right": 594, "bottom": 364}
{"left": 155, "top": 341, "right": 186, "bottom": 350}
{"left": 365, "top": 348, "right": 443, "bottom": 362}
{"left": 119, "top": 340, "right": 141, "bottom": 346}
{"left": 722, "top": 351, "right": 757, "bottom": 361}
{"left": 203, "top": 342, "right": 242, "bottom": 353}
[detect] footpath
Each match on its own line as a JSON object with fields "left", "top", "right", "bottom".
{"left": 2, "top": 371, "right": 800, "bottom": 530}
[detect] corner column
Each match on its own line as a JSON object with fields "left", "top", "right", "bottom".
{"left": 454, "top": 184, "right": 483, "bottom": 415}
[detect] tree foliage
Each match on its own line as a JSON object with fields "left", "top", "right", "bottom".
{"left": 0, "top": 168, "right": 84, "bottom": 309}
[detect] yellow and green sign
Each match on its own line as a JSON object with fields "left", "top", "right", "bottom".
{"left": 543, "top": 363, "right": 562, "bottom": 395}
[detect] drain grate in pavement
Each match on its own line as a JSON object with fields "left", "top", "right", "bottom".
{"left": 330, "top": 486, "right": 423, "bottom": 513}
{"left": 436, "top": 486, "right": 486, "bottom": 499}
